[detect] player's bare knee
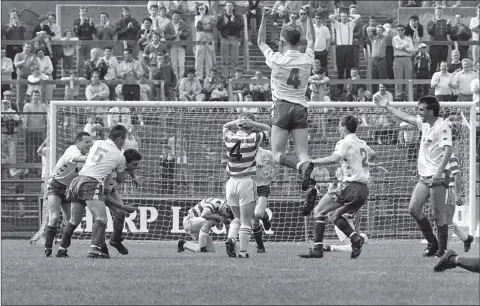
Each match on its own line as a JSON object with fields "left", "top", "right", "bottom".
{"left": 254, "top": 210, "right": 265, "bottom": 219}
{"left": 96, "top": 216, "right": 108, "bottom": 224}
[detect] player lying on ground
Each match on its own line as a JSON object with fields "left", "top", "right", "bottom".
{"left": 177, "top": 198, "right": 233, "bottom": 253}
{"left": 44, "top": 132, "right": 93, "bottom": 257}
{"left": 299, "top": 115, "right": 375, "bottom": 259}
{"left": 375, "top": 95, "right": 453, "bottom": 257}
{"left": 434, "top": 250, "right": 480, "bottom": 273}
{"left": 223, "top": 113, "right": 271, "bottom": 258}
{"left": 257, "top": 7, "right": 316, "bottom": 199}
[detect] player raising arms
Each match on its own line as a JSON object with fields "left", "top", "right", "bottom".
{"left": 55, "top": 125, "right": 133, "bottom": 259}
{"left": 375, "top": 95, "right": 452, "bottom": 257}
{"left": 43, "top": 132, "right": 93, "bottom": 257}
{"left": 299, "top": 115, "right": 375, "bottom": 259}
{"left": 223, "top": 113, "right": 271, "bottom": 258}
{"left": 257, "top": 6, "right": 316, "bottom": 199}
{"left": 177, "top": 198, "right": 233, "bottom": 253}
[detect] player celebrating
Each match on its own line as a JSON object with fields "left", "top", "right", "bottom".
{"left": 43, "top": 132, "right": 93, "bottom": 257}
{"left": 375, "top": 95, "right": 453, "bottom": 257}
{"left": 299, "top": 115, "right": 375, "bottom": 259}
{"left": 223, "top": 113, "right": 271, "bottom": 258}
{"left": 55, "top": 125, "right": 132, "bottom": 259}
{"left": 257, "top": 7, "right": 316, "bottom": 198}
{"left": 177, "top": 198, "right": 233, "bottom": 253}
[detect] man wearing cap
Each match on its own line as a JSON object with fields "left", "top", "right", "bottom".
{"left": 414, "top": 43, "right": 431, "bottom": 98}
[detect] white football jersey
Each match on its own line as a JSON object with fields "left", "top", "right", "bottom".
{"left": 51, "top": 145, "right": 84, "bottom": 186}
{"left": 333, "top": 134, "right": 374, "bottom": 184}
{"left": 254, "top": 148, "right": 279, "bottom": 187}
{"left": 79, "top": 139, "right": 126, "bottom": 183}
{"left": 416, "top": 117, "right": 453, "bottom": 177}
{"left": 262, "top": 47, "right": 314, "bottom": 107}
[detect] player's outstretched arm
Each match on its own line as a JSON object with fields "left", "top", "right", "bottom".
{"left": 257, "top": 7, "right": 271, "bottom": 55}
{"left": 374, "top": 95, "right": 417, "bottom": 126}
{"left": 306, "top": 9, "right": 315, "bottom": 51}
{"left": 312, "top": 154, "right": 342, "bottom": 166}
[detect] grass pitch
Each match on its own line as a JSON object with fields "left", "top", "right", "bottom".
{"left": 1, "top": 239, "right": 478, "bottom": 305}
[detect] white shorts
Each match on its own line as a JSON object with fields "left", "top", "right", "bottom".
{"left": 183, "top": 216, "right": 210, "bottom": 240}
{"left": 226, "top": 177, "right": 257, "bottom": 207}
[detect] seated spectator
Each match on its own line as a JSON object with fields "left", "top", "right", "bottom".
{"left": 96, "top": 12, "right": 116, "bottom": 41}
{"left": 431, "top": 61, "right": 455, "bottom": 101}
{"left": 34, "top": 48, "right": 54, "bottom": 102}
{"left": 202, "top": 68, "right": 220, "bottom": 101}
{"left": 85, "top": 48, "right": 108, "bottom": 80}
{"left": 152, "top": 53, "right": 177, "bottom": 101}
{"left": 309, "top": 67, "right": 330, "bottom": 102}
{"left": 85, "top": 70, "right": 110, "bottom": 101}
{"left": 179, "top": 68, "right": 205, "bottom": 101}
{"left": 138, "top": 17, "right": 155, "bottom": 54}
{"left": 164, "top": 10, "right": 191, "bottom": 80}
{"left": 413, "top": 43, "right": 431, "bottom": 99}
{"left": 230, "top": 67, "right": 250, "bottom": 101}
{"left": 345, "top": 67, "right": 371, "bottom": 101}
{"left": 60, "top": 30, "right": 78, "bottom": 76}
{"left": 237, "top": 94, "right": 260, "bottom": 113}
{"left": 61, "top": 70, "right": 86, "bottom": 100}
{"left": 1, "top": 99, "right": 21, "bottom": 177}
{"left": 451, "top": 58, "right": 477, "bottom": 101}
{"left": 108, "top": 106, "right": 132, "bottom": 127}
{"left": 142, "top": 32, "right": 168, "bottom": 70}
{"left": 249, "top": 70, "right": 269, "bottom": 101}
{"left": 347, "top": 85, "right": 370, "bottom": 102}
{"left": 103, "top": 46, "right": 119, "bottom": 100}
{"left": 26, "top": 65, "right": 49, "bottom": 100}
{"left": 118, "top": 48, "right": 144, "bottom": 101}
{"left": 209, "top": 79, "right": 228, "bottom": 101}
{"left": 1, "top": 47, "right": 13, "bottom": 95}
{"left": 448, "top": 49, "right": 462, "bottom": 73}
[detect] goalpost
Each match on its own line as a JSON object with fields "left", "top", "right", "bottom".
{"left": 48, "top": 101, "right": 478, "bottom": 242}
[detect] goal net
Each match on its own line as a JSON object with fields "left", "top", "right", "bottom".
{"left": 49, "top": 101, "right": 478, "bottom": 242}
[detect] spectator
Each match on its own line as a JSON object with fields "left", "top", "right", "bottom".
{"left": 85, "top": 70, "right": 110, "bottom": 101}
{"left": 13, "top": 43, "right": 35, "bottom": 107}
{"left": 448, "top": 49, "right": 462, "bottom": 73}
{"left": 157, "top": 6, "right": 172, "bottom": 39}
{"left": 372, "top": 84, "right": 395, "bottom": 144}
{"left": 179, "top": 68, "right": 205, "bottom": 101}
{"left": 152, "top": 53, "right": 177, "bottom": 101}
{"left": 116, "top": 6, "right": 141, "bottom": 57}
{"left": 367, "top": 24, "right": 389, "bottom": 93}
{"left": 230, "top": 66, "right": 250, "bottom": 101}
{"left": 34, "top": 48, "right": 54, "bottom": 102}
{"left": 329, "top": 9, "right": 360, "bottom": 95}
{"left": 165, "top": 10, "right": 191, "bottom": 80}
{"left": 271, "top": 1, "right": 289, "bottom": 46}
{"left": 103, "top": 46, "right": 119, "bottom": 100}
{"left": 195, "top": 3, "right": 217, "bottom": 79}
{"left": 73, "top": 7, "right": 96, "bottom": 72}
{"left": 430, "top": 61, "right": 454, "bottom": 101}
{"left": 60, "top": 30, "right": 77, "bottom": 76}
{"left": 2, "top": 90, "right": 18, "bottom": 112}
{"left": 137, "top": 17, "right": 155, "bottom": 55}
{"left": 46, "top": 13, "right": 61, "bottom": 80}
{"left": 47, "top": 12, "right": 61, "bottom": 39}
{"left": 313, "top": 12, "right": 330, "bottom": 75}
{"left": 451, "top": 58, "right": 476, "bottom": 101}
{"left": 1, "top": 99, "right": 21, "bottom": 177}
{"left": 1, "top": 47, "right": 13, "bottom": 95}
{"left": 405, "top": 15, "right": 424, "bottom": 51}
{"left": 84, "top": 48, "right": 108, "bottom": 81}
{"left": 142, "top": 32, "right": 168, "bottom": 69}
{"left": 392, "top": 24, "right": 414, "bottom": 100}
{"left": 246, "top": 1, "right": 261, "bottom": 45}
{"left": 217, "top": 2, "right": 244, "bottom": 78}
{"left": 362, "top": 15, "right": 377, "bottom": 72}
{"left": 2, "top": 10, "right": 27, "bottom": 64}
{"left": 345, "top": 67, "right": 370, "bottom": 100}
{"left": 83, "top": 116, "right": 103, "bottom": 138}
{"left": 383, "top": 23, "right": 396, "bottom": 79}
{"left": 209, "top": 79, "right": 229, "bottom": 101}
{"left": 124, "top": 126, "right": 141, "bottom": 150}
{"left": 146, "top": 4, "right": 161, "bottom": 33}
{"left": 399, "top": 121, "right": 421, "bottom": 162}
{"left": 470, "top": 5, "right": 479, "bottom": 66}
{"left": 96, "top": 12, "right": 116, "bottom": 41}
{"left": 413, "top": 43, "right": 431, "bottom": 98}
{"left": 118, "top": 49, "right": 144, "bottom": 101}
{"left": 279, "top": 12, "right": 302, "bottom": 54}
{"left": 308, "top": 67, "right": 330, "bottom": 102}
{"left": 202, "top": 68, "right": 221, "bottom": 100}
{"left": 399, "top": 0, "right": 422, "bottom": 6}
{"left": 249, "top": 70, "right": 269, "bottom": 101}
{"left": 471, "top": 77, "right": 479, "bottom": 105}
{"left": 349, "top": 5, "right": 363, "bottom": 68}
{"left": 169, "top": 0, "right": 197, "bottom": 14}
{"left": 296, "top": 7, "right": 310, "bottom": 53}
{"left": 22, "top": 90, "right": 48, "bottom": 174}
{"left": 61, "top": 70, "right": 85, "bottom": 100}
{"left": 449, "top": 13, "right": 472, "bottom": 61}
{"left": 33, "top": 16, "right": 54, "bottom": 43}
{"left": 26, "top": 65, "right": 49, "bottom": 101}
{"left": 108, "top": 106, "right": 132, "bottom": 128}
{"left": 347, "top": 84, "right": 369, "bottom": 102}
{"left": 427, "top": 6, "right": 451, "bottom": 76}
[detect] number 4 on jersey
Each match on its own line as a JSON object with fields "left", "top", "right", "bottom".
{"left": 287, "top": 68, "right": 301, "bottom": 89}
{"left": 230, "top": 141, "right": 242, "bottom": 161}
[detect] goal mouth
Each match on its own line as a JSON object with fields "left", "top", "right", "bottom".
{"left": 49, "top": 101, "right": 478, "bottom": 241}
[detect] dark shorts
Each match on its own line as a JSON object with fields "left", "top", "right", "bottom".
{"left": 65, "top": 176, "right": 104, "bottom": 205}
{"left": 328, "top": 182, "right": 369, "bottom": 211}
{"left": 271, "top": 100, "right": 308, "bottom": 131}
{"left": 257, "top": 185, "right": 271, "bottom": 198}
{"left": 47, "top": 179, "right": 68, "bottom": 202}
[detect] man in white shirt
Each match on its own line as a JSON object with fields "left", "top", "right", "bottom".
{"left": 375, "top": 95, "right": 453, "bottom": 258}
{"left": 431, "top": 61, "right": 454, "bottom": 101}
{"left": 392, "top": 24, "right": 414, "bottom": 100}
{"left": 451, "top": 58, "right": 477, "bottom": 101}
{"left": 469, "top": 5, "right": 479, "bottom": 66}
{"left": 313, "top": 12, "right": 330, "bottom": 75}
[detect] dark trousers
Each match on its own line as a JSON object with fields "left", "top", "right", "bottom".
{"left": 25, "top": 131, "right": 44, "bottom": 164}
{"left": 371, "top": 57, "right": 387, "bottom": 93}
{"left": 415, "top": 69, "right": 430, "bottom": 99}
{"left": 336, "top": 45, "right": 355, "bottom": 92}
{"left": 386, "top": 46, "right": 395, "bottom": 79}
{"left": 251, "top": 90, "right": 267, "bottom": 101}
{"left": 458, "top": 45, "right": 469, "bottom": 61}
{"left": 314, "top": 50, "right": 328, "bottom": 76}
{"left": 429, "top": 45, "right": 448, "bottom": 77}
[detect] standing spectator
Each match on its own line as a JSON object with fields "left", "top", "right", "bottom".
{"left": 329, "top": 10, "right": 360, "bottom": 95}
{"left": 202, "top": 68, "right": 220, "bottom": 101}
{"left": 449, "top": 13, "right": 472, "bottom": 61}
{"left": 362, "top": 15, "right": 378, "bottom": 74}
{"left": 271, "top": 1, "right": 289, "bottom": 46}
{"left": 470, "top": 5, "right": 479, "bottom": 66}
{"left": 47, "top": 13, "right": 61, "bottom": 39}
{"left": 392, "top": 24, "right": 414, "bottom": 100}
{"left": 46, "top": 13, "right": 61, "bottom": 80}
{"left": 118, "top": 49, "right": 144, "bottom": 101}
{"left": 405, "top": 15, "right": 424, "bottom": 51}
{"left": 230, "top": 67, "right": 250, "bottom": 101}
{"left": 152, "top": 53, "right": 177, "bottom": 101}
{"left": 103, "top": 46, "right": 119, "bottom": 100}
{"left": 22, "top": 90, "right": 48, "bottom": 174}
{"left": 371, "top": 84, "right": 395, "bottom": 144}
{"left": 96, "top": 12, "right": 117, "bottom": 41}
{"left": 85, "top": 70, "right": 110, "bottom": 101}
{"left": 383, "top": 23, "right": 396, "bottom": 79}
{"left": 279, "top": 12, "right": 302, "bottom": 54}
{"left": 447, "top": 49, "right": 462, "bottom": 73}
{"left": 1, "top": 99, "right": 21, "bottom": 177}
{"left": 14, "top": 43, "right": 35, "bottom": 108}
{"left": 427, "top": 6, "right": 451, "bottom": 76}
{"left": 32, "top": 30, "right": 53, "bottom": 58}
{"left": 349, "top": 4, "right": 363, "bottom": 68}
{"left": 195, "top": 3, "right": 217, "bottom": 79}
{"left": 209, "top": 79, "right": 229, "bottom": 101}
{"left": 26, "top": 65, "right": 49, "bottom": 101}
{"left": 313, "top": 12, "right": 330, "bottom": 75}
{"left": 1, "top": 47, "right": 14, "bottom": 95}
{"left": 430, "top": 61, "right": 454, "bottom": 101}
{"left": 246, "top": 1, "right": 261, "bottom": 45}
{"left": 451, "top": 59, "right": 477, "bottom": 101}
{"left": 217, "top": 2, "right": 244, "bottom": 78}
{"left": 413, "top": 43, "right": 431, "bottom": 98}
{"left": 297, "top": 7, "right": 310, "bottom": 53}
{"left": 137, "top": 18, "right": 155, "bottom": 56}
{"left": 60, "top": 30, "right": 77, "bottom": 77}
{"left": 178, "top": 68, "right": 205, "bottom": 101}
{"left": 165, "top": 11, "right": 191, "bottom": 80}
{"left": 367, "top": 24, "right": 389, "bottom": 93}
{"left": 146, "top": 4, "right": 161, "bottom": 34}
{"left": 142, "top": 32, "right": 168, "bottom": 69}
{"left": 73, "top": 7, "right": 96, "bottom": 72}
{"left": 84, "top": 48, "right": 108, "bottom": 81}
{"left": 34, "top": 48, "right": 54, "bottom": 102}
{"left": 249, "top": 70, "right": 270, "bottom": 101}
{"left": 157, "top": 6, "right": 172, "bottom": 39}
{"left": 2, "top": 10, "right": 27, "bottom": 64}
{"left": 116, "top": 6, "right": 141, "bottom": 57}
